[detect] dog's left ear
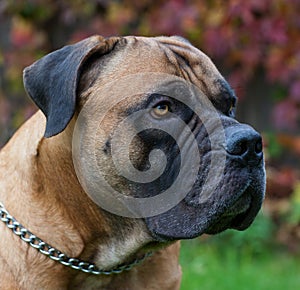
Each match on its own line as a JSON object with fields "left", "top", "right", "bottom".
{"left": 23, "top": 35, "right": 118, "bottom": 138}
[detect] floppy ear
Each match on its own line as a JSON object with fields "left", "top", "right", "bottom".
{"left": 23, "top": 35, "right": 118, "bottom": 138}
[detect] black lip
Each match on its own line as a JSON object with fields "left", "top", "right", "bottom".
{"left": 230, "top": 210, "right": 253, "bottom": 230}
{"left": 146, "top": 177, "right": 264, "bottom": 240}
{"left": 204, "top": 186, "right": 262, "bottom": 235}
{"left": 145, "top": 140, "right": 265, "bottom": 241}
{"left": 203, "top": 190, "right": 251, "bottom": 235}
{"left": 230, "top": 191, "right": 262, "bottom": 231}
{"left": 213, "top": 192, "right": 262, "bottom": 235}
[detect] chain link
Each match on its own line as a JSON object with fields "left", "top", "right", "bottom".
{"left": 0, "top": 202, "right": 152, "bottom": 275}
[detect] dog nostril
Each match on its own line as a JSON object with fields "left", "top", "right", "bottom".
{"left": 255, "top": 139, "right": 263, "bottom": 154}
{"left": 234, "top": 140, "right": 248, "bottom": 155}
{"left": 232, "top": 140, "right": 248, "bottom": 156}
{"left": 226, "top": 128, "right": 263, "bottom": 161}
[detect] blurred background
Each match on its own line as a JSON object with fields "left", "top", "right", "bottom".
{"left": 0, "top": 0, "right": 299, "bottom": 289}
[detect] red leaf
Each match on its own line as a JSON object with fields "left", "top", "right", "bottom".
{"left": 290, "top": 81, "right": 300, "bottom": 102}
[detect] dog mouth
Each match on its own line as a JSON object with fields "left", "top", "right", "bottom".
{"left": 144, "top": 117, "right": 266, "bottom": 242}
{"left": 145, "top": 178, "right": 265, "bottom": 242}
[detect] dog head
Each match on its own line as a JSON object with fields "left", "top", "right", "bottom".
{"left": 23, "top": 35, "right": 265, "bottom": 242}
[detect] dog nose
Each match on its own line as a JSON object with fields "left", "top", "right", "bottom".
{"left": 226, "top": 125, "right": 263, "bottom": 165}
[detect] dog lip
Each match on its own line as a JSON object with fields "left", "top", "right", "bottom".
{"left": 229, "top": 190, "right": 261, "bottom": 230}
{"left": 203, "top": 186, "right": 255, "bottom": 234}
{"left": 146, "top": 176, "right": 265, "bottom": 240}
{"left": 222, "top": 197, "right": 251, "bottom": 218}
{"left": 229, "top": 201, "right": 256, "bottom": 230}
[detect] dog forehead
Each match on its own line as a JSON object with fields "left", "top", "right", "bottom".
{"left": 137, "top": 36, "right": 235, "bottom": 104}
{"left": 115, "top": 36, "right": 230, "bottom": 99}
{"left": 80, "top": 35, "right": 233, "bottom": 109}
{"left": 121, "top": 35, "right": 214, "bottom": 69}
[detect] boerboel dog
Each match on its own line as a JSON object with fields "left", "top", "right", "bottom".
{"left": 0, "top": 35, "right": 265, "bottom": 289}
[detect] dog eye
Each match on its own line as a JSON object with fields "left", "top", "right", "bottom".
{"left": 151, "top": 102, "right": 170, "bottom": 117}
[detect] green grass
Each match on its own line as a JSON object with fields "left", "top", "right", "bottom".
{"left": 179, "top": 214, "right": 300, "bottom": 290}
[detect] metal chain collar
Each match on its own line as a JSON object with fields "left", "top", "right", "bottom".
{"left": 0, "top": 202, "right": 152, "bottom": 275}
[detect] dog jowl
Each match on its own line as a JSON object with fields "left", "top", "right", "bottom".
{"left": 0, "top": 35, "right": 266, "bottom": 289}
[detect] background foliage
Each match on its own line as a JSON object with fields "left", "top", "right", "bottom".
{"left": 0, "top": 0, "right": 299, "bottom": 289}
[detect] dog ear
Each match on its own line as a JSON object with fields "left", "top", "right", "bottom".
{"left": 23, "top": 35, "right": 118, "bottom": 138}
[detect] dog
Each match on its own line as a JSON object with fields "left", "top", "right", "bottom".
{"left": 0, "top": 35, "right": 265, "bottom": 289}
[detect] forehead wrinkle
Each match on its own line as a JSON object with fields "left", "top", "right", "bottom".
{"left": 156, "top": 38, "right": 233, "bottom": 104}
{"left": 156, "top": 37, "right": 214, "bottom": 73}
{"left": 156, "top": 42, "right": 190, "bottom": 81}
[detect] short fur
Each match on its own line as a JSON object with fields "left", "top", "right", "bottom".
{"left": 0, "top": 35, "right": 265, "bottom": 289}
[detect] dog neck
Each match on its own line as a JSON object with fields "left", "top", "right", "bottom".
{"left": 0, "top": 111, "right": 154, "bottom": 288}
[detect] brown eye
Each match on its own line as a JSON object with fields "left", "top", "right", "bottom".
{"left": 152, "top": 102, "right": 170, "bottom": 117}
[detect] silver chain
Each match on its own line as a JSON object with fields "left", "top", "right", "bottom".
{"left": 0, "top": 202, "right": 152, "bottom": 275}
